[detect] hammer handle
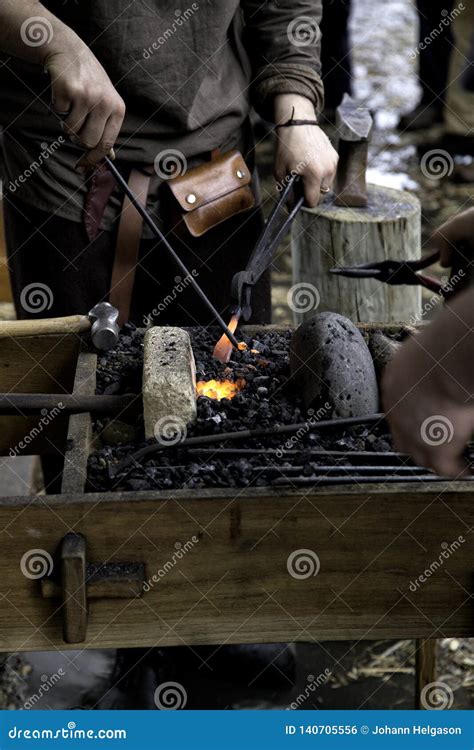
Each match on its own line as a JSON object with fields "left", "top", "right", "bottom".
{"left": 0, "top": 315, "right": 91, "bottom": 338}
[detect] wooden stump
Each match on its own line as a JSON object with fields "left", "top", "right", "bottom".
{"left": 291, "top": 185, "right": 422, "bottom": 324}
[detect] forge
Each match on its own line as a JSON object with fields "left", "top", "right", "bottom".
{"left": 90, "top": 319, "right": 405, "bottom": 493}
{"left": 0, "top": 323, "right": 471, "bottom": 687}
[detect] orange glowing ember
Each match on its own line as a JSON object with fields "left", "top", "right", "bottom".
{"left": 213, "top": 313, "right": 242, "bottom": 364}
{"left": 196, "top": 378, "right": 246, "bottom": 400}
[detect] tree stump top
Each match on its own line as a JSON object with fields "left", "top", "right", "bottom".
{"left": 301, "top": 185, "right": 420, "bottom": 224}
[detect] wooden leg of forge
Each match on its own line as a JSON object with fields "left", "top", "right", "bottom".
{"left": 415, "top": 638, "right": 437, "bottom": 709}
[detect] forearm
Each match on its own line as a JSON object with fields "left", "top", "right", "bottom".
{"left": 0, "top": 0, "right": 83, "bottom": 65}
{"left": 274, "top": 94, "right": 317, "bottom": 123}
{"left": 242, "top": 0, "right": 324, "bottom": 120}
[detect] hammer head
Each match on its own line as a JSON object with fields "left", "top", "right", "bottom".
{"left": 334, "top": 95, "right": 373, "bottom": 208}
{"left": 88, "top": 302, "right": 120, "bottom": 351}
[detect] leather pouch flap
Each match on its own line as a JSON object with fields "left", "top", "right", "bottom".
{"left": 168, "top": 150, "right": 252, "bottom": 212}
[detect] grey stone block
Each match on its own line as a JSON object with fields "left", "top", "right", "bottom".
{"left": 143, "top": 327, "right": 197, "bottom": 441}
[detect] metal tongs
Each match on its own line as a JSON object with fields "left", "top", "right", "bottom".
{"left": 331, "top": 249, "right": 472, "bottom": 298}
{"left": 231, "top": 174, "right": 305, "bottom": 321}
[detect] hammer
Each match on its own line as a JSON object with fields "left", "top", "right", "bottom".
{"left": 0, "top": 302, "right": 119, "bottom": 351}
{"left": 334, "top": 94, "right": 373, "bottom": 208}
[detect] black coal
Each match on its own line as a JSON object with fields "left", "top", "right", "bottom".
{"left": 87, "top": 325, "right": 395, "bottom": 493}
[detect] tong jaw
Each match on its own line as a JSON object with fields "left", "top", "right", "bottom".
{"left": 230, "top": 271, "right": 253, "bottom": 320}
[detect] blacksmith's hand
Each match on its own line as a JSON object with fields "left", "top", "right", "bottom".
{"left": 45, "top": 43, "right": 125, "bottom": 169}
{"left": 273, "top": 94, "right": 338, "bottom": 207}
{"left": 429, "top": 207, "right": 474, "bottom": 270}
{"left": 382, "top": 287, "right": 474, "bottom": 478}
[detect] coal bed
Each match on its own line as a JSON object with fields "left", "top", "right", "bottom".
{"left": 87, "top": 323, "right": 398, "bottom": 493}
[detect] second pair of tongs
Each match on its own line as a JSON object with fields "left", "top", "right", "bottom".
{"left": 331, "top": 249, "right": 471, "bottom": 297}
{"left": 230, "top": 174, "right": 305, "bottom": 320}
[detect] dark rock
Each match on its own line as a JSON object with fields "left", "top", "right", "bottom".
{"left": 368, "top": 330, "right": 401, "bottom": 382}
{"left": 289, "top": 312, "right": 379, "bottom": 417}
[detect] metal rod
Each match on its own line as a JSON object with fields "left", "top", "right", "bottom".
{"left": 271, "top": 475, "right": 474, "bottom": 486}
{"left": 0, "top": 393, "right": 137, "bottom": 415}
{"left": 104, "top": 157, "right": 240, "bottom": 349}
{"left": 249, "top": 465, "right": 432, "bottom": 474}
{"left": 186, "top": 448, "right": 408, "bottom": 460}
{"left": 125, "top": 413, "right": 386, "bottom": 465}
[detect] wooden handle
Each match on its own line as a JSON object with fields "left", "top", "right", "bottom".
{"left": 61, "top": 533, "right": 88, "bottom": 644}
{"left": 0, "top": 315, "right": 90, "bottom": 338}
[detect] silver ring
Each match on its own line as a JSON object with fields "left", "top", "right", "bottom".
{"left": 320, "top": 185, "right": 330, "bottom": 194}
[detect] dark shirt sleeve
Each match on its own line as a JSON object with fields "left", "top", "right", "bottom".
{"left": 241, "top": 0, "right": 324, "bottom": 121}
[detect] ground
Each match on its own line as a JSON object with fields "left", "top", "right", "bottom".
{"left": 1, "top": 0, "right": 472, "bottom": 712}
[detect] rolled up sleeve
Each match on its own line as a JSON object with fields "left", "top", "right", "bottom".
{"left": 241, "top": 0, "right": 324, "bottom": 120}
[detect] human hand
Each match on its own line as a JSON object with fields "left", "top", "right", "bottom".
{"left": 429, "top": 207, "right": 474, "bottom": 268}
{"left": 274, "top": 94, "right": 338, "bottom": 207}
{"left": 382, "top": 289, "right": 474, "bottom": 477}
{"left": 45, "top": 42, "right": 125, "bottom": 168}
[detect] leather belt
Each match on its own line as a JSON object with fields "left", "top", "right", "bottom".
{"left": 109, "top": 168, "right": 152, "bottom": 325}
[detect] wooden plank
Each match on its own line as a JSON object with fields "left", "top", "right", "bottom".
{"left": 415, "top": 639, "right": 438, "bottom": 710}
{"left": 61, "top": 348, "right": 97, "bottom": 494}
{"left": 0, "top": 334, "right": 81, "bottom": 456}
{"left": 0, "top": 335, "right": 79, "bottom": 393}
{"left": 0, "top": 484, "right": 470, "bottom": 651}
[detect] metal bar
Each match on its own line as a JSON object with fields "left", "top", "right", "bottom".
{"left": 271, "top": 475, "right": 474, "bottom": 486}
{"left": 125, "top": 413, "right": 386, "bottom": 466}
{"left": 0, "top": 393, "right": 137, "bottom": 415}
{"left": 249, "top": 465, "right": 433, "bottom": 474}
{"left": 104, "top": 157, "right": 240, "bottom": 349}
{"left": 186, "top": 448, "right": 408, "bottom": 460}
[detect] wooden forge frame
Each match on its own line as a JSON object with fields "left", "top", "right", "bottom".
{"left": 0, "top": 326, "right": 471, "bottom": 709}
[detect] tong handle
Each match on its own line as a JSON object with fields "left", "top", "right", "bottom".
{"left": 245, "top": 174, "right": 304, "bottom": 285}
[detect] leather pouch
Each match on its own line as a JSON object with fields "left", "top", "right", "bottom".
{"left": 165, "top": 150, "right": 255, "bottom": 237}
